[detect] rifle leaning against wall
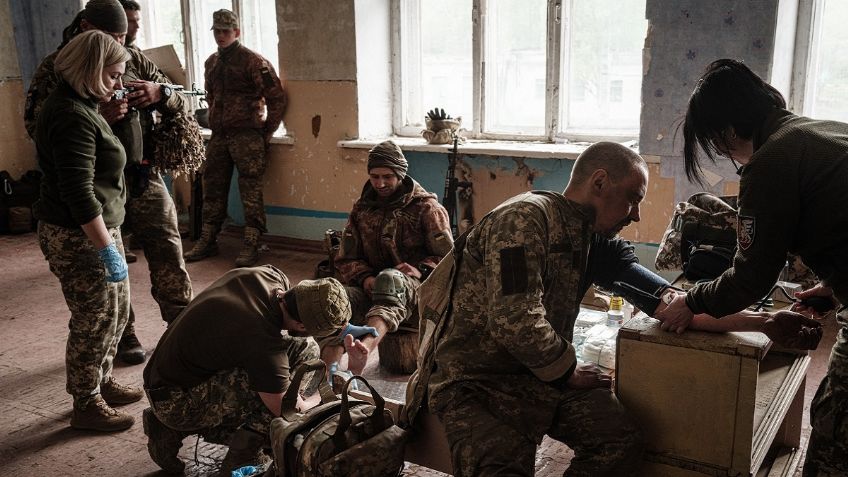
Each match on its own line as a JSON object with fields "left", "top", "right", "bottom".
{"left": 442, "top": 135, "right": 472, "bottom": 237}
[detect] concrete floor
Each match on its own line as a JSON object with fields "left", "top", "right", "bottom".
{"left": 0, "top": 230, "right": 839, "bottom": 476}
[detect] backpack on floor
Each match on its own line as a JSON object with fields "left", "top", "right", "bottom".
{"left": 268, "top": 360, "right": 408, "bottom": 477}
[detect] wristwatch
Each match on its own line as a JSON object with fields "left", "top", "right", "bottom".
{"left": 159, "top": 84, "right": 173, "bottom": 102}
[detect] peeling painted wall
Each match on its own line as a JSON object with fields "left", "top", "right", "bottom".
{"left": 640, "top": 0, "right": 780, "bottom": 206}
{"left": 0, "top": 0, "right": 36, "bottom": 179}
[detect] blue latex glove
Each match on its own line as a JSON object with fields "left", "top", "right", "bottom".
{"left": 231, "top": 466, "right": 258, "bottom": 477}
{"left": 98, "top": 241, "right": 128, "bottom": 282}
{"left": 339, "top": 323, "right": 379, "bottom": 340}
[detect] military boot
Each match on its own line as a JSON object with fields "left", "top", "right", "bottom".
{"left": 184, "top": 224, "right": 219, "bottom": 262}
{"left": 117, "top": 332, "right": 146, "bottom": 365}
{"left": 100, "top": 377, "right": 144, "bottom": 406}
{"left": 234, "top": 227, "right": 261, "bottom": 267}
{"left": 142, "top": 408, "right": 186, "bottom": 474}
{"left": 215, "top": 427, "right": 271, "bottom": 476}
{"left": 70, "top": 395, "right": 135, "bottom": 432}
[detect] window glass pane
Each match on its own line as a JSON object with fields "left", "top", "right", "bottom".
{"left": 560, "top": 0, "right": 646, "bottom": 134}
{"left": 194, "top": 0, "right": 234, "bottom": 78}
{"left": 136, "top": 0, "right": 185, "bottom": 65}
{"left": 484, "top": 0, "right": 546, "bottom": 135}
{"left": 808, "top": 0, "right": 848, "bottom": 122}
{"left": 402, "top": 0, "right": 472, "bottom": 129}
{"left": 239, "top": 0, "right": 280, "bottom": 72}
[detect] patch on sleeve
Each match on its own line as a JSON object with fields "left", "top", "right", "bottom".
{"left": 737, "top": 215, "right": 756, "bottom": 250}
{"left": 500, "top": 246, "right": 528, "bottom": 295}
{"left": 260, "top": 66, "right": 276, "bottom": 89}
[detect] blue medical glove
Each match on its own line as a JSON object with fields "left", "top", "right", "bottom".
{"left": 339, "top": 323, "right": 379, "bottom": 340}
{"left": 231, "top": 466, "right": 258, "bottom": 477}
{"left": 98, "top": 241, "right": 128, "bottom": 282}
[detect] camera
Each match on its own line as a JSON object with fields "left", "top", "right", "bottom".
{"left": 112, "top": 86, "right": 135, "bottom": 100}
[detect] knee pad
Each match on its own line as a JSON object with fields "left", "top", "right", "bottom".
{"left": 371, "top": 268, "right": 406, "bottom": 308}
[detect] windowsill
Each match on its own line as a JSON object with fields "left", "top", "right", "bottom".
{"left": 339, "top": 137, "right": 640, "bottom": 160}
{"left": 199, "top": 128, "right": 295, "bottom": 145}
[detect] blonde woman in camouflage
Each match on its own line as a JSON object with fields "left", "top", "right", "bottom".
{"left": 33, "top": 30, "right": 143, "bottom": 433}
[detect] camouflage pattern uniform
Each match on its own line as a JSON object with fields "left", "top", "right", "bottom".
{"left": 25, "top": 46, "right": 193, "bottom": 330}
{"left": 428, "top": 191, "right": 643, "bottom": 477}
{"left": 143, "top": 265, "right": 320, "bottom": 442}
{"left": 325, "top": 177, "right": 452, "bottom": 348}
{"left": 675, "top": 110, "right": 848, "bottom": 476}
{"left": 38, "top": 223, "right": 130, "bottom": 406}
{"left": 147, "top": 337, "right": 319, "bottom": 442}
{"left": 201, "top": 40, "right": 286, "bottom": 234}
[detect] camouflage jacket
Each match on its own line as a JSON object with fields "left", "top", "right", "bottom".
{"left": 688, "top": 109, "right": 848, "bottom": 316}
{"left": 427, "top": 191, "right": 639, "bottom": 439}
{"left": 204, "top": 41, "right": 286, "bottom": 134}
{"left": 25, "top": 46, "right": 186, "bottom": 166}
{"left": 335, "top": 177, "right": 453, "bottom": 286}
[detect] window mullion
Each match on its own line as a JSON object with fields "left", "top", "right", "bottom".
{"left": 391, "top": 0, "right": 403, "bottom": 135}
{"left": 545, "top": 0, "right": 563, "bottom": 141}
{"left": 180, "top": 0, "right": 197, "bottom": 88}
{"left": 473, "top": 0, "right": 484, "bottom": 137}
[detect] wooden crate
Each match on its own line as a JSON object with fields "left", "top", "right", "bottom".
{"left": 616, "top": 316, "right": 809, "bottom": 477}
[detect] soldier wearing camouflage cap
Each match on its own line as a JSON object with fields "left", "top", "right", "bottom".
{"left": 184, "top": 8, "right": 288, "bottom": 268}
{"left": 142, "top": 265, "right": 349, "bottom": 475}
{"left": 323, "top": 140, "right": 453, "bottom": 378}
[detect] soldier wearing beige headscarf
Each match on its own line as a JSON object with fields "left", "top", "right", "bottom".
{"left": 142, "top": 265, "right": 349, "bottom": 475}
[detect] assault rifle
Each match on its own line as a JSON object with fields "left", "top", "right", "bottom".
{"left": 443, "top": 134, "right": 472, "bottom": 236}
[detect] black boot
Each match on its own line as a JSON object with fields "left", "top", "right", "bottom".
{"left": 117, "top": 332, "right": 146, "bottom": 365}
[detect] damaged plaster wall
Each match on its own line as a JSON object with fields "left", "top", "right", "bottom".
{"left": 640, "top": 0, "right": 782, "bottom": 209}
{"left": 0, "top": 0, "right": 36, "bottom": 178}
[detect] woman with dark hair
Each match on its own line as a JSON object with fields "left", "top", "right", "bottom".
{"left": 659, "top": 58, "right": 848, "bottom": 475}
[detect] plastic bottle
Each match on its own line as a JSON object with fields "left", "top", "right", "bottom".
{"left": 607, "top": 296, "right": 624, "bottom": 327}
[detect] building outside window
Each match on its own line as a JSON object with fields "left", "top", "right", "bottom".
{"left": 395, "top": 0, "right": 648, "bottom": 142}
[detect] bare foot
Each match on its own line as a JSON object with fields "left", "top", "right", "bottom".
{"left": 344, "top": 334, "right": 370, "bottom": 375}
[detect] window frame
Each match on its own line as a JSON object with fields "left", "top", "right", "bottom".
{"left": 392, "top": 0, "right": 645, "bottom": 143}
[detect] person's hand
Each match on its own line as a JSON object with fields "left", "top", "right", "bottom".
{"left": 565, "top": 362, "right": 613, "bottom": 390}
{"left": 792, "top": 283, "right": 836, "bottom": 318}
{"left": 395, "top": 262, "right": 422, "bottom": 279}
{"left": 98, "top": 241, "right": 128, "bottom": 282}
{"left": 762, "top": 310, "right": 823, "bottom": 350}
{"left": 339, "top": 323, "right": 379, "bottom": 340}
{"left": 125, "top": 80, "right": 162, "bottom": 109}
{"left": 363, "top": 276, "right": 376, "bottom": 296}
{"left": 99, "top": 98, "right": 128, "bottom": 124}
{"left": 344, "top": 333, "right": 370, "bottom": 376}
{"left": 656, "top": 293, "right": 694, "bottom": 334}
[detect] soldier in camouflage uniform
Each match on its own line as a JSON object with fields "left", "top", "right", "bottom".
{"left": 184, "top": 9, "right": 287, "bottom": 268}
{"left": 421, "top": 142, "right": 664, "bottom": 476}
{"left": 326, "top": 140, "right": 453, "bottom": 376}
{"left": 142, "top": 265, "right": 350, "bottom": 475}
{"left": 25, "top": 0, "right": 193, "bottom": 365}
{"left": 660, "top": 59, "right": 848, "bottom": 476}
{"left": 34, "top": 30, "right": 143, "bottom": 432}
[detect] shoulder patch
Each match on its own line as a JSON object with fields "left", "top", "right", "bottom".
{"left": 260, "top": 66, "right": 276, "bottom": 89}
{"left": 500, "top": 246, "right": 528, "bottom": 295}
{"left": 737, "top": 215, "right": 756, "bottom": 250}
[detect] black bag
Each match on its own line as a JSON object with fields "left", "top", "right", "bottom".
{"left": 268, "top": 360, "right": 408, "bottom": 477}
{"left": 0, "top": 170, "right": 42, "bottom": 233}
{"left": 680, "top": 220, "right": 737, "bottom": 282}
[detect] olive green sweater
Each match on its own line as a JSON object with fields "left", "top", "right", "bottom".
{"left": 33, "top": 82, "right": 127, "bottom": 228}
{"left": 688, "top": 109, "right": 848, "bottom": 315}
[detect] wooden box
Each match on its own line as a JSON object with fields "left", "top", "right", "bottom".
{"left": 616, "top": 316, "right": 809, "bottom": 477}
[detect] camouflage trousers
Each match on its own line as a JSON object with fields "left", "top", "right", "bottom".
{"left": 38, "top": 222, "right": 131, "bottom": 407}
{"left": 147, "top": 336, "right": 319, "bottom": 444}
{"left": 318, "top": 273, "right": 421, "bottom": 350}
{"left": 123, "top": 171, "right": 192, "bottom": 336}
{"left": 202, "top": 128, "right": 268, "bottom": 233}
{"left": 439, "top": 388, "right": 643, "bottom": 477}
{"left": 803, "top": 312, "right": 848, "bottom": 476}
